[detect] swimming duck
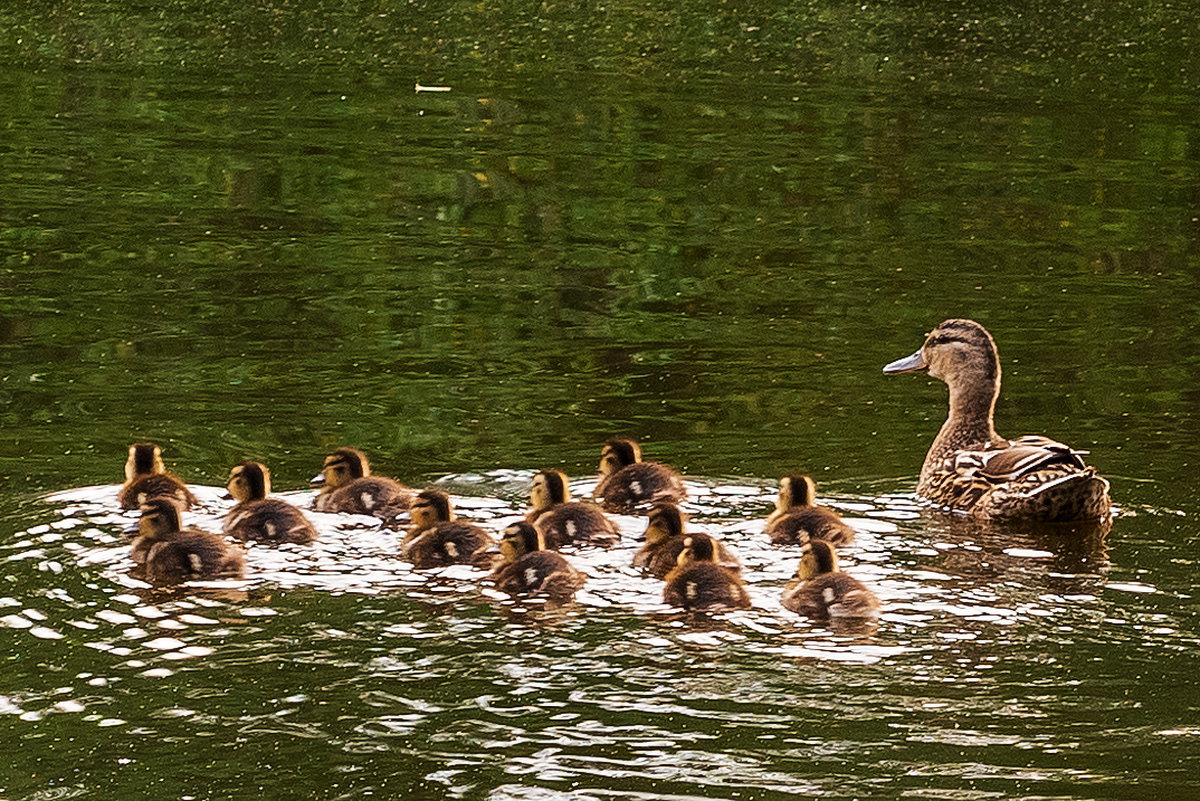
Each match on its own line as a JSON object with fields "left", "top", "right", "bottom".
{"left": 662, "top": 533, "right": 751, "bottom": 611}
{"left": 118, "top": 442, "right": 197, "bottom": 510}
{"left": 883, "top": 319, "right": 1112, "bottom": 522}
{"left": 130, "top": 497, "right": 245, "bottom": 585}
{"left": 594, "top": 438, "right": 687, "bottom": 512}
{"left": 527, "top": 469, "right": 620, "bottom": 548}
{"left": 633, "top": 502, "right": 740, "bottom": 579}
{"left": 765, "top": 475, "right": 855, "bottom": 546}
{"left": 310, "top": 447, "right": 414, "bottom": 520}
{"left": 400, "top": 489, "right": 495, "bottom": 568}
{"left": 781, "top": 539, "right": 880, "bottom": 619}
{"left": 491, "top": 521, "right": 587, "bottom": 601}
{"left": 223, "top": 461, "right": 319, "bottom": 545}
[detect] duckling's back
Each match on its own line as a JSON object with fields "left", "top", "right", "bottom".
{"left": 767, "top": 507, "right": 855, "bottom": 546}
{"left": 596, "top": 463, "right": 686, "bottom": 511}
{"left": 782, "top": 572, "right": 879, "bottom": 619}
{"left": 531, "top": 503, "right": 620, "bottom": 548}
{"left": 494, "top": 551, "right": 586, "bottom": 600}
{"left": 663, "top": 562, "right": 750, "bottom": 611}
{"left": 119, "top": 474, "right": 197, "bottom": 511}
{"left": 143, "top": 531, "right": 245, "bottom": 585}
{"left": 224, "top": 498, "right": 318, "bottom": 545}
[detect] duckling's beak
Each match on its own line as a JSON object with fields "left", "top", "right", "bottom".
{"left": 883, "top": 348, "right": 928, "bottom": 374}
{"left": 309, "top": 472, "right": 326, "bottom": 487}
{"left": 220, "top": 491, "right": 233, "bottom": 501}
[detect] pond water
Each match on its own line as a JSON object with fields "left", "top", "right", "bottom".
{"left": 2, "top": 1, "right": 1199, "bottom": 799}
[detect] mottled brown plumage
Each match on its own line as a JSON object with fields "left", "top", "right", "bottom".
{"left": 527, "top": 469, "right": 620, "bottom": 548}
{"left": 781, "top": 540, "right": 879, "bottom": 620}
{"left": 765, "top": 475, "right": 855, "bottom": 546}
{"left": 118, "top": 442, "right": 197, "bottom": 510}
{"left": 884, "top": 319, "right": 1111, "bottom": 522}
{"left": 594, "top": 438, "right": 686, "bottom": 512}
{"left": 223, "top": 461, "right": 318, "bottom": 545}
{"left": 310, "top": 447, "right": 413, "bottom": 520}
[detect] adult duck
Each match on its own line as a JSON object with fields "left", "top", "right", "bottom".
{"left": 883, "top": 318, "right": 1111, "bottom": 522}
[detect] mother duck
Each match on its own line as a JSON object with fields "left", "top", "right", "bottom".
{"left": 883, "top": 319, "right": 1111, "bottom": 522}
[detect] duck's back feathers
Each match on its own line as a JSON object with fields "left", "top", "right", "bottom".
{"left": 493, "top": 551, "right": 586, "bottom": 600}
{"left": 137, "top": 530, "right": 245, "bottom": 585}
{"left": 767, "top": 507, "right": 855, "bottom": 546}
{"left": 401, "top": 522, "right": 494, "bottom": 569}
{"left": 223, "top": 498, "right": 319, "bottom": 545}
{"left": 662, "top": 562, "right": 751, "bottom": 611}
{"left": 633, "top": 535, "right": 741, "bottom": 579}
{"left": 119, "top": 475, "right": 197, "bottom": 511}
{"left": 596, "top": 462, "right": 686, "bottom": 511}
{"left": 530, "top": 503, "right": 620, "bottom": 548}
{"left": 314, "top": 476, "right": 413, "bottom": 519}
{"left": 782, "top": 572, "right": 880, "bottom": 619}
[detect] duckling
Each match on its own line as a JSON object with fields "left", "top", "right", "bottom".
{"left": 781, "top": 539, "right": 880, "bottom": 619}
{"left": 662, "top": 533, "right": 751, "bottom": 611}
{"left": 527, "top": 469, "right": 620, "bottom": 548}
{"left": 594, "top": 438, "right": 687, "bottom": 512}
{"left": 765, "top": 475, "right": 855, "bottom": 546}
{"left": 223, "top": 461, "right": 318, "bottom": 545}
{"left": 400, "top": 489, "right": 495, "bottom": 568}
{"left": 883, "top": 318, "right": 1112, "bottom": 522}
{"left": 310, "top": 447, "right": 414, "bottom": 520}
{"left": 491, "top": 521, "right": 587, "bottom": 601}
{"left": 118, "top": 442, "right": 197, "bottom": 510}
{"left": 130, "top": 497, "right": 245, "bottom": 585}
{"left": 633, "top": 502, "right": 740, "bottom": 579}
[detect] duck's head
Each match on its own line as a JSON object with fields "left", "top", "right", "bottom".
{"left": 531, "top": 470, "right": 571, "bottom": 511}
{"left": 641, "top": 502, "right": 685, "bottom": 545}
{"left": 677, "top": 533, "right": 717, "bottom": 566}
{"left": 311, "top": 447, "right": 371, "bottom": 489}
{"left": 797, "top": 539, "right": 838, "bottom": 580}
{"left": 135, "top": 497, "right": 184, "bottom": 541}
{"left": 125, "top": 442, "right": 166, "bottom": 481}
{"left": 410, "top": 489, "right": 453, "bottom": 529}
{"left": 598, "top": 438, "right": 641, "bottom": 476}
{"left": 883, "top": 318, "right": 1000, "bottom": 386}
{"left": 778, "top": 475, "right": 817, "bottom": 511}
{"left": 500, "top": 521, "right": 544, "bottom": 563}
{"left": 227, "top": 461, "right": 271, "bottom": 503}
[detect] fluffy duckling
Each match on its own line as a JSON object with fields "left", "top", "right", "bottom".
{"left": 662, "top": 533, "right": 751, "bottom": 611}
{"left": 594, "top": 438, "right": 687, "bottom": 512}
{"left": 223, "top": 461, "right": 318, "bottom": 545}
{"left": 310, "top": 447, "right": 414, "bottom": 520}
{"left": 400, "top": 489, "right": 495, "bottom": 568}
{"left": 118, "top": 442, "right": 197, "bottom": 510}
{"left": 527, "top": 469, "right": 620, "bottom": 548}
{"left": 781, "top": 539, "right": 880, "bottom": 620}
{"left": 765, "top": 475, "right": 855, "bottom": 546}
{"left": 491, "top": 521, "right": 587, "bottom": 601}
{"left": 130, "top": 497, "right": 245, "bottom": 585}
{"left": 633, "top": 502, "right": 740, "bottom": 579}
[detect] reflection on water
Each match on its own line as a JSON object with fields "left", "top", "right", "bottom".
{"left": 5, "top": 471, "right": 1183, "bottom": 798}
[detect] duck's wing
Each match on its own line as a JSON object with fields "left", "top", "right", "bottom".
{"left": 956, "top": 437, "right": 1088, "bottom": 483}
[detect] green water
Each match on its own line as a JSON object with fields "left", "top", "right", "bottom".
{"left": 2, "top": 1, "right": 1199, "bottom": 798}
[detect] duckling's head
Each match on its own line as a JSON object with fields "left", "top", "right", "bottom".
{"left": 642, "top": 502, "right": 685, "bottom": 545}
{"left": 311, "top": 447, "right": 371, "bottom": 489}
{"left": 778, "top": 475, "right": 817, "bottom": 511}
{"left": 677, "top": 533, "right": 717, "bottom": 566}
{"left": 797, "top": 539, "right": 839, "bottom": 580}
{"left": 227, "top": 461, "right": 271, "bottom": 503}
{"left": 500, "top": 521, "right": 544, "bottom": 563}
{"left": 136, "top": 497, "right": 185, "bottom": 541}
{"left": 531, "top": 470, "right": 571, "bottom": 511}
{"left": 883, "top": 318, "right": 1000, "bottom": 387}
{"left": 410, "top": 489, "right": 453, "bottom": 529}
{"left": 125, "top": 442, "right": 166, "bottom": 481}
{"left": 598, "top": 438, "right": 642, "bottom": 475}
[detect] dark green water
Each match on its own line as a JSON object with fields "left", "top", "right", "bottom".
{"left": 2, "top": 1, "right": 1199, "bottom": 798}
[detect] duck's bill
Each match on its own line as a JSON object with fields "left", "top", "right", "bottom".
{"left": 309, "top": 473, "right": 326, "bottom": 486}
{"left": 882, "top": 349, "right": 928, "bottom": 374}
